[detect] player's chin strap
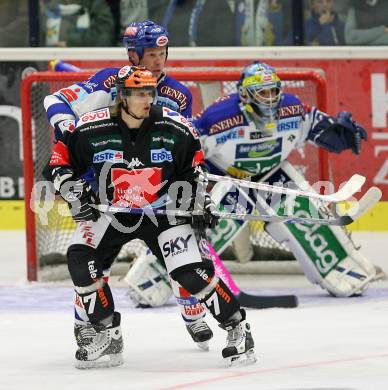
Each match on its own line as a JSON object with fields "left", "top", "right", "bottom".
{"left": 121, "top": 100, "right": 146, "bottom": 120}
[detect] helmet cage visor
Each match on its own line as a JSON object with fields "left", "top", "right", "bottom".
{"left": 246, "top": 83, "right": 282, "bottom": 109}
{"left": 120, "top": 86, "right": 156, "bottom": 103}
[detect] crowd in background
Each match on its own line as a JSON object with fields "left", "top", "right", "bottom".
{"left": 2, "top": 0, "right": 388, "bottom": 47}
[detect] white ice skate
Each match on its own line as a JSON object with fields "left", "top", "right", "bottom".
{"left": 220, "top": 309, "right": 257, "bottom": 367}
{"left": 186, "top": 319, "right": 213, "bottom": 351}
{"left": 75, "top": 312, "right": 124, "bottom": 369}
{"left": 74, "top": 322, "right": 97, "bottom": 347}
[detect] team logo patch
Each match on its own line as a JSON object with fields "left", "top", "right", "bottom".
{"left": 156, "top": 35, "right": 168, "bottom": 46}
{"left": 198, "top": 238, "right": 213, "bottom": 260}
{"left": 150, "top": 148, "right": 173, "bottom": 163}
{"left": 118, "top": 65, "right": 132, "bottom": 79}
{"left": 58, "top": 120, "right": 76, "bottom": 133}
{"left": 111, "top": 167, "right": 162, "bottom": 207}
{"left": 93, "top": 149, "right": 124, "bottom": 163}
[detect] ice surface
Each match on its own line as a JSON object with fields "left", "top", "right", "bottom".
{"left": 1, "top": 231, "right": 388, "bottom": 390}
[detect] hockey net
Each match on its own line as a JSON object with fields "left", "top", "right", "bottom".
{"left": 21, "top": 68, "right": 328, "bottom": 281}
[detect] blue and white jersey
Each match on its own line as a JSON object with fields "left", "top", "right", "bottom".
{"left": 193, "top": 92, "right": 327, "bottom": 178}
{"left": 44, "top": 67, "right": 192, "bottom": 138}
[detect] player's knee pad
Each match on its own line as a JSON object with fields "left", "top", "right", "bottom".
{"left": 171, "top": 264, "right": 240, "bottom": 323}
{"left": 265, "top": 161, "right": 376, "bottom": 297}
{"left": 123, "top": 249, "right": 172, "bottom": 308}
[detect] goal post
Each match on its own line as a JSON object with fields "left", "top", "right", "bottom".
{"left": 21, "top": 68, "right": 328, "bottom": 282}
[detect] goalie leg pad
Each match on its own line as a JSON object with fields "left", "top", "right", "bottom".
{"left": 265, "top": 161, "right": 376, "bottom": 297}
{"left": 123, "top": 249, "right": 173, "bottom": 308}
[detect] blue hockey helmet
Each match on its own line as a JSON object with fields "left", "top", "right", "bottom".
{"left": 123, "top": 20, "right": 169, "bottom": 60}
{"left": 238, "top": 61, "right": 282, "bottom": 118}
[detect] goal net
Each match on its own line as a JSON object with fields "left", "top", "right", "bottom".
{"left": 21, "top": 67, "right": 328, "bottom": 281}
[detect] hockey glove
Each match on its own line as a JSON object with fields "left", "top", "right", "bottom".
{"left": 310, "top": 111, "right": 367, "bottom": 155}
{"left": 191, "top": 193, "right": 219, "bottom": 230}
{"left": 53, "top": 167, "right": 100, "bottom": 223}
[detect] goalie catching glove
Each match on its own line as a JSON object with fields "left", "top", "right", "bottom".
{"left": 53, "top": 167, "right": 100, "bottom": 222}
{"left": 310, "top": 111, "right": 368, "bottom": 155}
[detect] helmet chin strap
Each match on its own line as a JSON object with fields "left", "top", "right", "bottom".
{"left": 122, "top": 100, "right": 145, "bottom": 120}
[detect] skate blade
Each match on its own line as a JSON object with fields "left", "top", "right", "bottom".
{"left": 225, "top": 349, "right": 257, "bottom": 368}
{"left": 196, "top": 341, "right": 210, "bottom": 352}
{"left": 75, "top": 353, "right": 124, "bottom": 369}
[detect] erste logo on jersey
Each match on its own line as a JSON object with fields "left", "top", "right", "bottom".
{"left": 215, "top": 128, "right": 245, "bottom": 144}
{"left": 93, "top": 149, "right": 124, "bottom": 163}
{"left": 277, "top": 116, "right": 301, "bottom": 132}
{"left": 58, "top": 84, "right": 87, "bottom": 104}
{"left": 79, "top": 108, "right": 111, "bottom": 125}
{"left": 162, "top": 107, "right": 199, "bottom": 139}
{"left": 111, "top": 167, "right": 162, "bottom": 207}
{"left": 150, "top": 148, "right": 173, "bottom": 163}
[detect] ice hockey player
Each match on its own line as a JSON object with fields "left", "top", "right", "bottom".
{"left": 44, "top": 66, "right": 256, "bottom": 368}
{"left": 43, "top": 20, "right": 212, "bottom": 350}
{"left": 193, "top": 61, "right": 376, "bottom": 298}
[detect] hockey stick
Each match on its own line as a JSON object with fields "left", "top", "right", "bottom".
{"left": 204, "top": 173, "right": 366, "bottom": 203}
{"left": 95, "top": 184, "right": 381, "bottom": 226}
{"left": 208, "top": 243, "right": 298, "bottom": 309}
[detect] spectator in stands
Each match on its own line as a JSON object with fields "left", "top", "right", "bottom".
{"left": 41, "top": 0, "right": 114, "bottom": 46}
{"left": 0, "top": 0, "right": 29, "bottom": 47}
{"left": 304, "top": 0, "right": 345, "bottom": 46}
{"left": 345, "top": 0, "right": 388, "bottom": 45}
{"left": 260, "top": 0, "right": 292, "bottom": 46}
{"left": 119, "top": 0, "right": 149, "bottom": 35}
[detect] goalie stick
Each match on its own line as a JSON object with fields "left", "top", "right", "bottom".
{"left": 204, "top": 173, "right": 367, "bottom": 203}
{"left": 95, "top": 185, "right": 381, "bottom": 226}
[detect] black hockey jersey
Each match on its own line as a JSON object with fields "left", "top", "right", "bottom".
{"left": 47, "top": 105, "right": 204, "bottom": 209}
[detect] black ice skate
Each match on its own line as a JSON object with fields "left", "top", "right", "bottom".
{"left": 219, "top": 309, "right": 256, "bottom": 367}
{"left": 186, "top": 319, "right": 213, "bottom": 351}
{"left": 75, "top": 312, "right": 124, "bottom": 369}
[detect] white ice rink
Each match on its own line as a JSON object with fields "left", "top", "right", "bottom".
{"left": 1, "top": 231, "right": 388, "bottom": 390}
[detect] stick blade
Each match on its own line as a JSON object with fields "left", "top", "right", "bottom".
{"left": 237, "top": 291, "right": 298, "bottom": 309}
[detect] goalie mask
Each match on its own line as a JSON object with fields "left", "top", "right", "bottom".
{"left": 238, "top": 62, "right": 282, "bottom": 130}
